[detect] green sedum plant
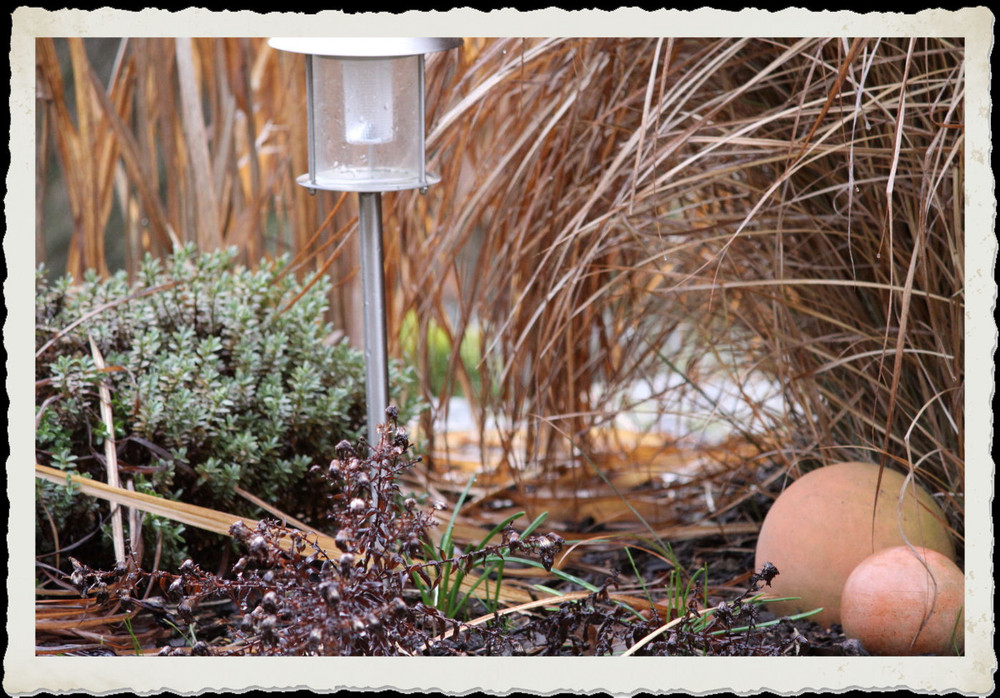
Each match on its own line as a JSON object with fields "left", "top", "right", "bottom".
{"left": 36, "top": 244, "right": 421, "bottom": 570}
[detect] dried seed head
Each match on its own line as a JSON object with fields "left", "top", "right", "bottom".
{"left": 319, "top": 581, "right": 340, "bottom": 606}
{"left": 261, "top": 590, "right": 280, "bottom": 613}
{"left": 392, "top": 597, "right": 409, "bottom": 618}
{"left": 339, "top": 552, "right": 355, "bottom": 574}
{"left": 349, "top": 498, "right": 367, "bottom": 513}
{"left": 69, "top": 558, "right": 85, "bottom": 580}
{"left": 757, "top": 561, "right": 779, "bottom": 586}
{"left": 248, "top": 534, "right": 267, "bottom": 556}
{"left": 393, "top": 427, "right": 408, "bottom": 451}
{"left": 167, "top": 577, "right": 185, "bottom": 598}
{"left": 229, "top": 520, "right": 250, "bottom": 541}
{"left": 94, "top": 583, "right": 109, "bottom": 605}
{"left": 335, "top": 528, "right": 355, "bottom": 552}
{"left": 261, "top": 615, "right": 278, "bottom": 644}
{"left": 335, "top": 440, "right": 355, "bottom": 459}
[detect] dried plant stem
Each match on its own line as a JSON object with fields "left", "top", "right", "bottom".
{"left": 88, "top": 336, "right": 126, "bottom": 564}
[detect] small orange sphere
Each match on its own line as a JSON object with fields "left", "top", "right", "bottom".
{"left": 841, "top": 546, "right": 964, "bottom": 655}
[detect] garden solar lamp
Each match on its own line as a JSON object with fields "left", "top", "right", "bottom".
{"left": 268, "top": 37, "right": 462, "bottom": 445}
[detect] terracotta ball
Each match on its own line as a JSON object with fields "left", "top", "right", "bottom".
{"left": 754, "top": 461, "right": 954, "bottom": 627}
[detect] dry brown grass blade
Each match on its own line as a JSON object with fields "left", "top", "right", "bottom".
{"left": 792, "top": 37, "right": 866, "bottom": 165}
{"left": 275, "top": 214, "right": 358, "bottom": 317}
{"left": 87, "top": 336, "right": 127, "bottom": 564}
{"left": 274, "top": 191, "right": 349, "bottom": 282}
{"left": 233, "top": 485, "right": 317, "bottom": 535}
{"left": 175, "top": 38, "right": 222, "bottom": 250}
{"left": 35, "top": 463, "right": 343, "bottom": 560}
{"left": 36, "top": 39, "right": 98, "bottom": 278}
{"left": 66, "top": 38, "right": 103, "bottom": 276}
{"left": 874, "top": 38, "right": 916, "bottom": 464}
{"left": 79, "top": 41, "right": 176, "bottom": 254}
{"left": 34, "top": 464, "right": 537, "bottom": 608}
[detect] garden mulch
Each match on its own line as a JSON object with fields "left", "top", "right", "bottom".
{"left": 35, "top": 426, "right": 864, "bottom": 657}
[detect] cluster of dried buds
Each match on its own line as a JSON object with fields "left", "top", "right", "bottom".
{"left": 501, "top": 525, "right": 565, "bottom": 572}
{"left": 62, "top": 554, "right": 230, "bottom": 655}
{"left": 63, "top": 408, "right": 566, "bottom": 655}
{"left": 214, "top": 408, "right": 561, "bottom": 655}
{"left": 210, "top": 411, "right": 436, "bottom": 654}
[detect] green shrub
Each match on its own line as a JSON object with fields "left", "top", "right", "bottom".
{"left": 36, "top": 244, "right": 422, "bottom": 571}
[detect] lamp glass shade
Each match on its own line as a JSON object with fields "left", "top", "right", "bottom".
{"left": 306, "top": 54, "right": 434, "bottom": 192}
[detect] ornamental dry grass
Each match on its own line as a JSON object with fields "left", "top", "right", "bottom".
{"left": 37, "top": 37, "right": 965, "bottom": 554}
{"left": 394, "top": 37, "right": 964, "bottom": 544}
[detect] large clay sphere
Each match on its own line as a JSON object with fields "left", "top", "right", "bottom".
{"left": 754, "top": 461, "right": 954, "bottom": 628}
{"left": 840, "top": 545, "right": 964, "bottom": 655}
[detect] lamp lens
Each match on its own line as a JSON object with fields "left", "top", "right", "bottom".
{"left": 343, "top": 59, "right": 394, "bottom": 145}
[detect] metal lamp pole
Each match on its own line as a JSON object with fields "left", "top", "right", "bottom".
{"left": 268, "top": 37, "right": 461, "bottom": 445}
{"left": 358, "top": 191, "right": 389, "bottom": 437}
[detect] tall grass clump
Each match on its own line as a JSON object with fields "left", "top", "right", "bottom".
{"left": 389, "top": 38, "right": 964, "bottom": 539}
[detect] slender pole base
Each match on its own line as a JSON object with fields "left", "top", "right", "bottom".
{"left": 357, "top": 192, "right": 390, "bottom": 446}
